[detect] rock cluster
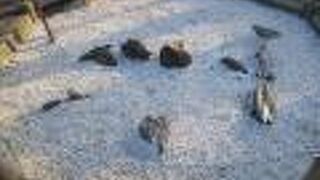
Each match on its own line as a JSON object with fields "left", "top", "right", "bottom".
{"left": 78, "top": 38, "right": 193, "bottom": 69}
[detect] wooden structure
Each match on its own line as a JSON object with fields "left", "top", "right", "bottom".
{"left": 0, "top": 0, "right": 36, "bottom": 69}
{"left": 0, "top": 0, "right": 94, "bottom": 69}
{"left": 0, "top": 0, "right": 36, "bottom": 43}
{"left": 0, "top": 38, "right": 14, "bottom": 68}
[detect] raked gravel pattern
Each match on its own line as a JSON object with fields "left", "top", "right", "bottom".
{"left": 0, "top": 0, "right": 320, "bottom": 179}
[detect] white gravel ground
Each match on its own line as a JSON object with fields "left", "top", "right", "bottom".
{"left": 0, "top": 0, "right": 320, "bottom": 179}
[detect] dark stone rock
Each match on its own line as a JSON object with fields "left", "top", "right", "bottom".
{"left": 252, "top": 24, "right": 282, "bottom": 39}
{"left": 121, "top": 39, "right": 151, "bottom": 60}
{"left": 79, "top": 44, "right": 117, "bottom": 66}
{"left": 42, "top": 99, "right": 62, "bottom": 112}
{"left": 159, "top": 44, "right": 192, "bottom": 69}
{"left": 66, "top": 89, "right": 89, "bottom": 102}
{"left": 138, "top": 115, "right": 170, "bottom": 155}
{"left": 256, "top": 72, "right": 276, "bottom": 82}
{"left": 221, "top": 56, "right": 248, "bottom": 74}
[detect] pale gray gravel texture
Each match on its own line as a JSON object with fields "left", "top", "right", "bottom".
{"left": 0, "top": 0, "right": 319, "bottom": 179}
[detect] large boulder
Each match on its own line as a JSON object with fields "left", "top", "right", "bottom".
{"left": 121, "top": 38, "right": 151, "bottom": 61}
{"left": 159, "top": 42, "right": 192, "bottom": 69}
{"left": 79, "top": 45, "right": 118, "bottom": 66}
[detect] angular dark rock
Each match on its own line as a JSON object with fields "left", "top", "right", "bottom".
{"left": 79, "top": 44, "right": 118, "bottom": 66}
{"left": 221, "top": 56, "right": 248, "bottom": 74}
{"left": 42, "top": 99, "right": 62, "bottom": 112}
{"left": 252, "top": 24, "right": 282, "bottom": 39}
{"left": 159, "top": 42, "right": 192, "bottom": 69}
{"left": 66, "top": 89, "right": 90, "bottom": 102}
{"left": 121, "top": 39, "right": 151, "bottom": 60}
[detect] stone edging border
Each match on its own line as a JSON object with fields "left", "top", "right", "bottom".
{"left": 248, "top": 0, "right": 320, "bottom": 34}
